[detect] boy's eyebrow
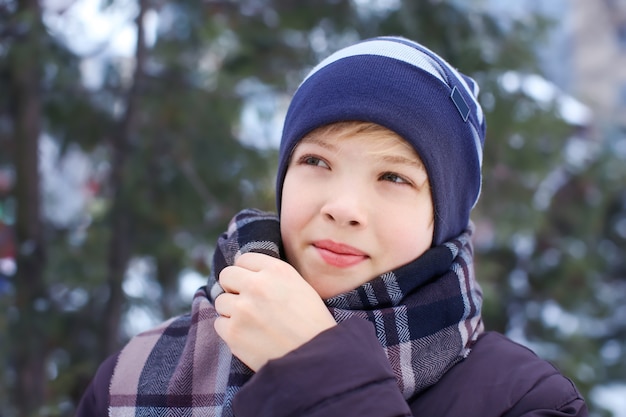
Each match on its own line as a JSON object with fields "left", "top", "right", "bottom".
{"left": 381, "top": 154, "right": 426, "bottom": 171}
{"left": 300, "top": 135, "right": 337, "bottom": 150}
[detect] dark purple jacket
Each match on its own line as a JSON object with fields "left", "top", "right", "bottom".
{"left": 76, "top": 318, "right": 587, "bottom": 416}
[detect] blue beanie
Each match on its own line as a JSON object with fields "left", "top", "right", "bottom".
{"left": 275, "top": 36, "right": 486, "bottom": 246}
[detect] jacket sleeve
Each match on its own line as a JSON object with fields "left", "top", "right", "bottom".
{"left": 504, "top": 373, "right": 588, "bottom": 417}
{"left": 232, "top": 317, "right": 412, "bottom": 417}
{"left": 74, "top": 353, "right": 118, "bottom": 417}
{"left": 397, "top": 331, "right": 587, "bottom": 417}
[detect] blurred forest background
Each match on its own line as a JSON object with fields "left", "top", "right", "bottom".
{"left": 1, "top": 0, "right": 625, "bottom": 416}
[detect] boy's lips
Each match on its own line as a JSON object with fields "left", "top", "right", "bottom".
{"left": 312, "top": 240, "right": 368, "bottom": 268}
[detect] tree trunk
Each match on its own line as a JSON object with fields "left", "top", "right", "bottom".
{"left": 102, "top": 0, "right": 149, "bottom": 357}
{"left": 8, "top": 1, "right": 47, "bottom": 415}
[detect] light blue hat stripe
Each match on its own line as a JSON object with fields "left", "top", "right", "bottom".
{"left": 470, "top": 124, "right": 483, "bottom": 210}
{"left": 301, "top": 39, "right": 448, "bottom": 87}
{"left": 470, "top": 123, "right": 483, "bottom": 167}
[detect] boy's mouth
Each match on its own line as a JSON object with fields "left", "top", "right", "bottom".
{"left": 313, "top": 240, "right": 368, "bottom": 268}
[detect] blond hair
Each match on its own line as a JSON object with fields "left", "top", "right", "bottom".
{"left": 302, "top": 121, "right": 422, "bottom": 161}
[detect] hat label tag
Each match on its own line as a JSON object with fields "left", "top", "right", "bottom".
{"left": 450, "top": 86, "right": 470, "bottom": 122}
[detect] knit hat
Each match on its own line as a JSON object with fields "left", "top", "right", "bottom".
{"left": 275, "top": 36, "right": 486, "bottom": 246}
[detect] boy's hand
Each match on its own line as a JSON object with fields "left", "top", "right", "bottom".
{"left": 214, "top": 252, "right": 337, "bottom": 372}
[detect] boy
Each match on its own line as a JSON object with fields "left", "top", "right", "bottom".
{"left": 77, "top": 36, "right": 587, "bottom": 416}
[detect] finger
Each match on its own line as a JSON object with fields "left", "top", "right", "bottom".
{"left": 214, "top": 292, "right": 237, "bottom": 318}
{"left": 235, "top": 252, "right": 299, "bottom": 280}
{"left": 234, "top": 252, "right": 277, "bottom": 271}
{"left": 214, "top": 315, "right": 230, "bottom": 342}
{"left": 218, "top": 265, "right": 249, "bottom": 294}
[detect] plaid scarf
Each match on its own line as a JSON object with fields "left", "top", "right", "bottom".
{"left": 109, "top": 209, "right": 483, "bottom": 416}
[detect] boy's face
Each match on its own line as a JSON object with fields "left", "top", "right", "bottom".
{"left": 280, "top": 125, "right": 434, "bottom": 299}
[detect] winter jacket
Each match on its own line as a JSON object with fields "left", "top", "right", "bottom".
{"left": 76, "top": 318, "right": 587, "bottom": 416}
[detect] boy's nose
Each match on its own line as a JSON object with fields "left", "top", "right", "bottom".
{"left": 320, "top": 189, "right": 368, "bottom": 228}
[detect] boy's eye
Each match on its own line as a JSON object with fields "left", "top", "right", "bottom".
{"left": 299, "top": 155, "right": 329, "bottom": 168}
{"left": 380, "top": 172, "right": 411, "bottom": 185}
